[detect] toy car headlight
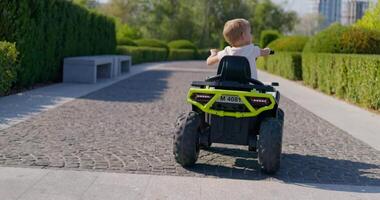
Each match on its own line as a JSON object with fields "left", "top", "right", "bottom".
{"left": 190, "top": 93, "right": 215, "bottom": 105}
{"left": 248, "top": 97, "right": 271, "bottom": 108}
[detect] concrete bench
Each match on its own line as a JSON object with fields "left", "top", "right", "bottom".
{"left": 63, "top": 55, "right": 132, "bottom": 84}
{"left": 108, "top": 55, "right": 132, "bottom": 77}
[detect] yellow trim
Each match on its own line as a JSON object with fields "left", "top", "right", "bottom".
{"left": 187, "top": 87, "right": 276, "bottom": 118}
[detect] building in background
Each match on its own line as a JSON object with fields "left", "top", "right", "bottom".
{"left": 312, "top": 0, "right": 373, "bottom": 27}
{"left": 314, "top": 0, "right": 342, "bottom": 28}
{"left": 342, "top": 0, "right": 370, "bottom": 24}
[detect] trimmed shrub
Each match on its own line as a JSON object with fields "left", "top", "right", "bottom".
{"left": 135, "top": 39, "right": 169, "bottom": 50}
{"left": 302, "top": 53, "right": 380, "bottom": 110}
{"left": 117, "top": 37, "right": 137, "bottom": 46}
{"left": 168, "top": 49, "right": 195, "bottom": 61}
{"left": 257, "top": 52, "right": 302, "bottom": 80}
{"left": 196, "top": 49, "right": 211, "bottom": 60}
{"left": 135, "top": 39, "right": 169, "bottom": 58}
{"left": 0, "top": 0, "right": 116, "bottom": 87}
{"left": 116, "top": 46, "right": 167, "bottom": 64}
{"left": 268, "top": 36, "right": 309, "bottom": 52}
{"left": 340, "top": 27, "right": 380, "bottom": 54}
{"left": 303, "top": 23, "right": 348, "bottom": 53}
{"left": 0, "top": 42, "right": 19, "bottom": 95}
{"left": 260, "top": 30, "right": 281, "bottom": 48}
{"left": 304, "top": 23, "right": 380, "bottom": 54}
{"left": 168, "top": 40, "right": 197, "bottom": 50}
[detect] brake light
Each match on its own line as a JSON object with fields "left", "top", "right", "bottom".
{"left": 191, "top": 93, "right": 214, "bottom": 105}
{"left": 249, "top": 97, "right": 271, "bottom": 108}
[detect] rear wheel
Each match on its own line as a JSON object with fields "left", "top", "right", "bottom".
{"left": 173, "top": 112, "right": 201, "bottom": 166}
{"left": 258, "top": 114, "right": 283, "bottom": 174}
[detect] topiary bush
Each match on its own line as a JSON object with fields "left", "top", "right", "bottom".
{"left": 302, "top": 53, "right": 380, "bottom": 110}
{"left": 196, "top": 49, "right": 211, "bottom": 60}
{"left": 168, "top": 40, "right": 197, "bottom": 50}
{"left": 340, "top": 27, "right": 380, "bottom": 54}
{"left": 260, "top": 30, "right": 281, "bottom": 48}
{"left": 168, "top": 49, "right": 196, "bottom": 61}
{"left": 268, "top": 36, "right": 309, "bottom": 52}
{"left": 0, "top": 42, "right": 19, "bottom": 95}
{"left": 303, "top": 23, "right": 380, "bottom": 54}
{"left": 117, "top": 37, "right": 137, "bottom": 46}
{"left": 257, "top": 52, "right": 302, "bottom": 80}
{"left": 303, "top": 23, "right": 348, "bottom": 53}
{"left": 116, "top": 46, "right": 167, "bottom": 64}
{"left": 0, "top": 0, "right": 116, "bottom": 87}
{"left": 135, "top": 39, "right": 169, "bottom": 50}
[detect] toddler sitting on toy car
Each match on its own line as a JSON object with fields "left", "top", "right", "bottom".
{"left": 206, "top": 18, "right": 271, "bottom": 80}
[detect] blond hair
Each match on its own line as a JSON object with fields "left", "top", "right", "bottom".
{"left": 223, "top": 19, "right": 251, "bottom": 46}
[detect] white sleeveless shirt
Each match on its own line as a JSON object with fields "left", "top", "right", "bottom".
{"left": 217, "top": 44, "right": 261, "bottom": 79}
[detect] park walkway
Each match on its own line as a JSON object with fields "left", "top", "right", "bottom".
{"left": 0, "top": 61, "right": 379, "bottom": 199}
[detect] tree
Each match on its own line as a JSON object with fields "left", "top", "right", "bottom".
{"left": 250, "top": 0, "right": 298, "bottom": 40}
{"left": 293, "top": 13, "right": 324, "bottom": 35}
{"left": 356, "top": 2, "right": 380, "bottom": 31}
{"left": 98, "top": 0, "right": 146, "bottom": 25}
{"left": 72, "top": 0, "right": 98, "bottom": 8}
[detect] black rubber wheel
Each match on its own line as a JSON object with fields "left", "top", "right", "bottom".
{"left": 258, "top": 116, "right": 283, "bottom": 174}
{"left": 173, "top": 112, "right": 201, "bottom": 166}
{"left": 200, "top": 127, "right": 212, "bottom": 150}
{"left": 277, "top": 108, "right": 285, "bottom": 124}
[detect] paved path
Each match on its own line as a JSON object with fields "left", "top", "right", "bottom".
{"left": 259, "top": 70, "right": 380, "bottom": 151}
{"left": 0, "top": 61, "right": 379, "bottom": 186}
{"left": 0, "top": 61, "right": 379, "bottom": 199}
{"left": 1, "top": 167, "right": 379, "bottom": 200}
{"left": 0, "top": 62, "right": 164, "bottom": 130}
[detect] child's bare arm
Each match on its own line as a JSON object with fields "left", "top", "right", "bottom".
{"left": 206, "top": 49, "right": 219, "bottom": 65}
{"left": 260, "top": 47, "right": 271, "bottom": 56}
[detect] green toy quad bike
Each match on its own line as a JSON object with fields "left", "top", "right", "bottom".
{"left": 173, "top": 53, "right": 284, "bottom": 174}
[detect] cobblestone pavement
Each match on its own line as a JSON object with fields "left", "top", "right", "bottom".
{"left": 0, "top": 61, "right": 379, "bottom": 186}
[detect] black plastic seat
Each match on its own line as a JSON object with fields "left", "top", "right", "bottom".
{"left": 217, "top": 56, "right": 251, "bottom": 84}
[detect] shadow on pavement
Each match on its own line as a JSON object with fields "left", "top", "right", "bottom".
{"left": 186, "top": 146, "right": 380, "bottom": 193}
{"left": 81, "top": 70, "right": 172, "bottom": 102}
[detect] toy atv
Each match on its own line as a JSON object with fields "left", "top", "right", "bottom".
{"left": 173, "top": 54, "right": 284, "bottom": 174}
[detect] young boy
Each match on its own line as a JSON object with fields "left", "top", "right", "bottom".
{"left": 206, "top": 18, "right": 271, "bottom": 80}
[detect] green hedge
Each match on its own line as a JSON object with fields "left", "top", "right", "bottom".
{"left": 196, "top": 49, "right": 210, "bottom": 60}
{"left": 0, "top": 42, "right": 19, "bottom": 95}
{"left": 302, "top": 53, "right": 380, "bottom": 110}
{"left": 116, "top": 46, "right": 167, "bottom": 64}
{"left": 257, "top": 52, "right": 302, "bottom": 80}
{"left": 268, "top": 36, "right": 309, "bottom": 52}
{"left": 135, "top": 39, "right": 169, "bottom": 50}
{"left": 260, "top": 30, "right": 281, "bottom": 48}
{"left": 303, "top": 23, "right": 380, "bottom": 54}
{"left": 168, "top": 40, "right": 197, "bottom": 50}
{"left": 117, "top": 37, "right": 137, "bottom": 46}
{"left": 0, "top": 0, "right": 116, "bottom": 87}
{"left": 168, "top": 49, "right": 196, "bottom": 61}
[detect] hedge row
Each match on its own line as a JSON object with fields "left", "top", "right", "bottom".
{"left": 303, "top": 24, "right": 380, "bottom": 54}
{"left": 116, "top": 46, "right": 167, "bottom": 64}
{"left": 0, "top": 42, "right": 19, "bottom": 95}
{"left": 268, "top": 36, "right": 309, "bottom": 52}
{"left": 303, "top": 53, "right": 380, "bottom": 110}
{"left": 0, "top": 0, "right": 116, "bottom": 87}
{"left": 117, "top": 46, "right": 210, "bottom": 63}
{"left": 257, "top": 52, "right": 302, "bottom": 80}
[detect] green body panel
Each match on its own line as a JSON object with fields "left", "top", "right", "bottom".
{"left": 187, "top": 87, "right": 276, "bottom": 118}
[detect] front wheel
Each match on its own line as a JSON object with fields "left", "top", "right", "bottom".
{"left": 258, "top": 117, "right": 283, "bottom": 174}
{"left": 173, "top": 112, "right": 201, "bottom": 166}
